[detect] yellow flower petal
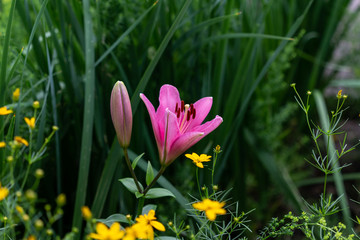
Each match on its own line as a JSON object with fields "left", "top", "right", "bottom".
{"left": 0, "top": 106, "right": 13, "bottom": 116}
{"left": 151, "top": 221, "right": 165, "bottom": 231}
{"left": 14, "top": 136, "right": 29, "bottom": 147}
{"left": 0, "top": 184, "right": 9, "bottom": 201}
{"left": 24, "top": 117, "right": 35, "bottom": 129}
{"left": 0, "top": 142, "right": 6, "bottom": 148}
{"left": 192, "top": 199, "right": 226, "bottom": 221}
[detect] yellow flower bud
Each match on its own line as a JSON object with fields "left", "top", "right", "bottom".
{"left": 6, "top": 156, "right": 13, "bottom": 162}
{"left": 35, "top": 219, "right": 44, "bottom": 230}
{"left": 12, "top": 88, "right": 20, "bottom": 102}
{"left": 56, "top": 193, "right": 66, "bottom": 207}
{"left": 25, "top": 189, "right": 37, "bottom": 201}
{"left": 337, "top": 89, "right": 342, "bottom": 99}
{"left": 81, "top": 206, "right": 92, "bottom": 221}
{"left": 35, "top": 169, "right": 44, "bottom": 178}
{"left": 33, "top": 101, "right": 40, "bottom": 109}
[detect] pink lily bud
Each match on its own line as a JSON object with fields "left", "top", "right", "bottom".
{"left": 111, "top": 81, "right": 132, "bottom": 148}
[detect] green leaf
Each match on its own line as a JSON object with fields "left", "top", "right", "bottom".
{"left": 156, "top": 237, "right": 179, "bottom": 240}
{"left": 146, "top": 161, "right": 154, "bottom": 185}
{"left": 97, "top": 214, "right": 129, "bottom": 226}
{"left": 132, "top": 152, "right": 145, "bottom": 170}
{"left": 119, "top": 178, "right": 143, "bottom": 194}
{"left": 142, "top": 204, "right": 157, "bottom": 215}
{"left": 135, "top": 192, "right": 144, "bottom": 199}
{"left": 145, "top": 188, "right": 175, "bottom": 199}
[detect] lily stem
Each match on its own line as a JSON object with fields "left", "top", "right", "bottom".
{"left": 136, "top": 196, "right": 145, "bottom": 217}
{"left": 143, "top": 166, "right": 166, "bottom": 195}
{"left": 123, "top": 148, "right": 143, "bottom": 193}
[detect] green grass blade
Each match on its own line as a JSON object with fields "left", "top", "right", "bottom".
{"left": 216, "top": 0, "right": 314, "bottom": 181}
{"left": 130, "top": 0, "right": 193, "bottom": 112}
{"left": 0, "top": 0, "right": 16, "bottom": 152}
{"left": 213, "top": 0, "right": 234, "bottom": 114}
{"left": 313, "top": 90, "right": 352, "bottom": 229}
{"left": 205, "top": 33, "right": 294, "bottom": 42}
{"left": 307, "top": 0, "right": 348, "bottom": 90}
{"left": 95, "top": 2, "right": 158, "bottom": 67}
{"left": 14, "top": 0, "right": 49, "bottom": 135}
{"left": 329, "top": 79, "right": 360, "bottom": 88}
{"left": 244, "top": 128, "right": 303, "bottom": 211}
{"left": 72, "top": 0, "right": 96, "bottom": 235}
{"left": 91, "top": 140, "right": 123, "bottom": 217}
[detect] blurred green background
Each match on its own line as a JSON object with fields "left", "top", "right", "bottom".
{"left": 1, "top": 0, "right": 360, "bottom": 237}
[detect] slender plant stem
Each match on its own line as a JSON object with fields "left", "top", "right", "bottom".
{"left": 196, "top": 167, "right": 202, "bottom": 198}
{"left": 123, "top": 148, "right": 142, "bottom": 193}
{"left": 323, "top": 173, "right": 327, "bottom": 197}
{"left": 143, "top": 166, "right": 166, "bottom": 195}
{"left": 21, "top": 162, "right": 31, "bottom": 191}
{"left": 136, "top": 196, "right": 145, "bottom": 217}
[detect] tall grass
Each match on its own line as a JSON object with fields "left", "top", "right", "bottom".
{"left": 1, "top": 0, "right": 355, "bottom": 237}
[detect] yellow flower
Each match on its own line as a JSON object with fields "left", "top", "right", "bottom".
{"left": 337, "top": 89, "right": 342, "bottom": 99}
{"left": 81, "top": 206, "right": 92, "bottom": 220}
{"left": 122, "top": 224, "right": 147, "bottom": 240}
{"left": 13, "top": 88, "right": 20, "bottom": 101}
{"left": 0, "top": 141, "right": 5, "bottom": 148}
{"left": 14, "top": 136, "right": 29, "bottom": 146}
{"left": 185, "top": 153, "right": 211, "bottom": 168}
{"left": 135, "top": 210, "right": 165, "bottom": 240}
{"left": 0, "top": 106, "right": 13, "bottom": 115}
{"left": 192, "top": 199, "right": 226, "bottom": 221}
{"left": 24, "top": 117, "right": 36, "bottom": 129}
{"left": 88, "top": 222, "right": 125, "bottom": 240}
{"left": 0, "top": 183, "right": 9, "bottom": 201}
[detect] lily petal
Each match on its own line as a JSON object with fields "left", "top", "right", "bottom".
{"left": 166, "top": 131, "right": 204, "bottom": 164}
{"left": 192, "top": 115, "right": 223, "bottom": 135}
{"left": 186, "top": 97, "right": 213, "bottom": 130}
{"left": 162, "top": 109, "right": 180, "bottom": 163}
{"left": 140, "top": 93, "right": 163, "bottom": 151}
{"left": 158, "top": 84, "right": 181, "bottom": 111}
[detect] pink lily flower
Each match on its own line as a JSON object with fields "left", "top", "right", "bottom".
{"left": 111, "top": 81, "right": 132, "bottom": 148}
{"left": 140, "top": 84, "right": 223, "bottom": 166}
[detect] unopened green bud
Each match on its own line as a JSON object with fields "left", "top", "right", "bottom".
{"left": 290, "top": 83, "right": 296, "bottom": 88}
{"left": 56, "top": 193, "right": 66, "bottom": 207}
{"left": 35, "top": 219, "right": 44, "bottom": 230}
{"left": 212, "top": 185, "right": 218, "bottom": 191}
{"left": 25, "top": 189, "right": 37, "bottom": 201}
{"left": 307, "top": 91, "right": 312, "bottom": 95}
{"left": 35, "top": 169, "right": 44, "bottom": 178}
{"left": 33, "top": 101, "right": 40, "bottom": 109}
{"left": 45, "top": 204, "right": 51, "bottom": 211}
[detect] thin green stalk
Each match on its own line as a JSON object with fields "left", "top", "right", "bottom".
{"left": 196, "top": 167, "right": 202, "bottom": 198}
{"left": 136, "top": 196, "right": 145, "bottom": 217}
{"left": 123, "top": 148, "right": 142, "bottom": 193}
{"left": 20, "top": 162, "right": 31, "bottom": 191}
{"left": 143, "top": 166, "right": 166, "bottom": 195}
